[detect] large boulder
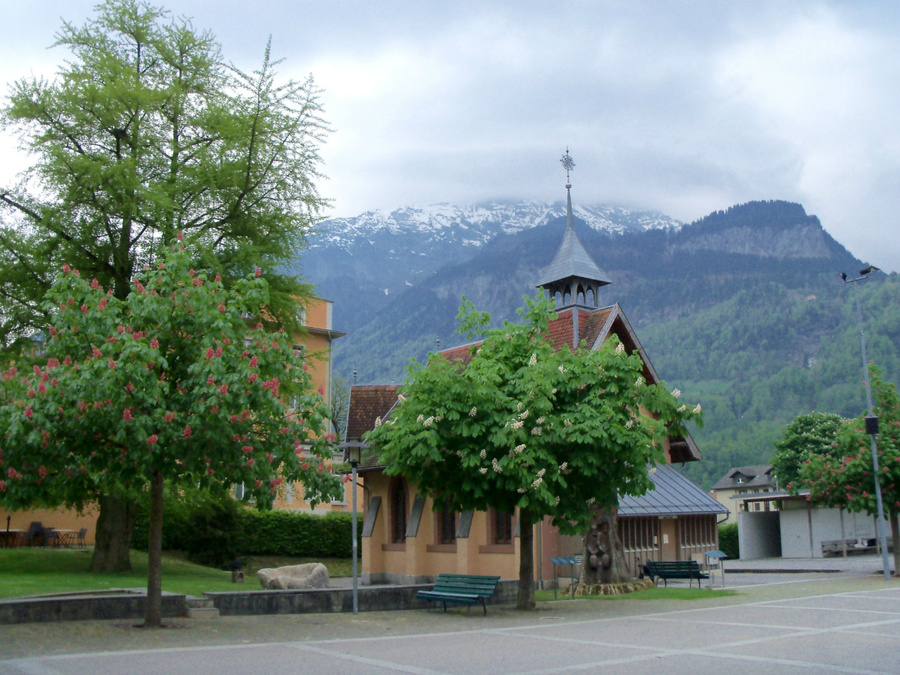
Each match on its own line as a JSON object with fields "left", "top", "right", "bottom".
{"left": 257, "top": 563, "right": 330, "bottom": 590}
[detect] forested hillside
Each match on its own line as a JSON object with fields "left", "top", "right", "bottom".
{"left": 309, "top": 200, "right": 899, "bottom": 489}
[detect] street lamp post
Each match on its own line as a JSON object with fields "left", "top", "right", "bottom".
{"left": 347, "top": 443, "right": 361, "bottom": 613}
{"left": 842, "top": 266, "right": 891, "bottom": 580}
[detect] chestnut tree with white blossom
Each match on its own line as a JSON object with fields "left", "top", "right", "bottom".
{"left": 367, "top": 295, "right": 701, "bottom": 609}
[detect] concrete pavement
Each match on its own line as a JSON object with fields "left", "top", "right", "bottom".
{"left": 2, "top": 558, "right": 899, "bottom": 674}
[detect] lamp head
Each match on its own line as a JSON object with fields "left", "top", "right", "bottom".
{"left": 840, "top": 272, "right": 848, "bottom": 282}
{"left": 860, "top": 265, "right": 880, "bottom": 276}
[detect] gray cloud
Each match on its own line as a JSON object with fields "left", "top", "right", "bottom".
{"left": 2, "top": 1, "right": 897, "bottom": 270}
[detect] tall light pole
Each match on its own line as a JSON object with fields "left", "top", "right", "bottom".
{"left": 347, "top": 443, "right": 362, "bottom": 613}
{"left": 842, "top": 266, "right": 891, "bottom": 580}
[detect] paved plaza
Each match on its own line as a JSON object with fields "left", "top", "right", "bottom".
{"left": 2, "top": 558, "right": 899, "bottom": 674}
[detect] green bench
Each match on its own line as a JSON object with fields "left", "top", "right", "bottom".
{"left": 646, "top": 560, "right": 708, "bottom": 588}
{"left": 416, "top": 574, "right": 501, "bottom": 615}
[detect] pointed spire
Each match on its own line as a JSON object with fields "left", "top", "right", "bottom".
{"left": 536, "top": 151, "right": 611, "bottom": 309}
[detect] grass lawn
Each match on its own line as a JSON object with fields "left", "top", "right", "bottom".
{"left": 0, "top": 548, "right": 354, "bottom": 599}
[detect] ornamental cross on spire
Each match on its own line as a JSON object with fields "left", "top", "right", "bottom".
{"left": 560, "top": 149, "right": 575, "bottom": 186}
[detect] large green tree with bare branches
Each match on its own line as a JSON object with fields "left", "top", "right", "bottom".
{"left": 0, "top": 0, "right": 329, "bottom": 571}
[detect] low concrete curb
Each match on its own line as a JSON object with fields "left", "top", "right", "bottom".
{"left": 0, "top": 589, "right": 185, "bottom": 625}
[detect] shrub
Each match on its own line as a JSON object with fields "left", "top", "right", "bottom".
{"left": 718, "top": 522, "right": 740, "bottom": 559}
{"left": 134, "top": 489, "right": 361, "bottom": 566}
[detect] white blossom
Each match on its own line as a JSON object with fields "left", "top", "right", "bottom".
{"left": 518, "top": 410, "right": 529, "bottom": 420}
{"left": 512, "top": 420, "right": 524, "bottom": 430}
{"left": 397, "top": 394, "right": 406, "bottom": 403}
{"left": 517, "top": 487, "right": 526, "bottom": 493}
{"left": 469, "top": 406, "right": 477, "bottom": 417}
{"left": 558, "top": 365, "right": 566, "bottom": 374}
{"left": 559, "top": 462, "right": 568, "bottom": 472}
{"left": 416, "top": 414, "right": 424, "bottom": 423}
{"left": 423, "top": 416, "right": 434, "bottom": 427}
{"left": 694, "top": 404, "right": 702, "bottom": 414}
{"left": 492, "top": 458, "right": 502, "bottom": 473}
{"left": 672, "top": 388, "right": 682, "bottom": 398}
{"left": 374, "top": 416, "right": 382, "bottom": 428}
{"left": 480, "top": 449, "right": 487, "bottom": 459}
{"left": 456, "top": 450, "right": 465, "bottom": 458}
{"left": 528, "top": 353, "right": 537, "bottom": 367}
{"left": 616, "top": 342, "right": 625, "bottom": 354}
{"left": 517, "top": 401, "right": 524, "bottom": 412}
{"left": 532, "top": 477, "right": 543, "bottom": 489}
{"left": 537, "top": 468, "right": 546, "bottom": 477}
{"left": 515, "top": 444, "right": 526, "bottom": 454}
{"left": 635, "top": 376, "right": 645, "bottom": 388}
{"left": 586, "top": 497, "right": 596, "bottom": 505}
{"left": 551, "top": 388, "right": 557, "bottom": 395}
{"left": 677, "top": 404, "right": 687, "bottom": 413}
{"left": 479, "top": 467, "right": 488, "bottom": 475}
{"left": 564, "top": 419, "right": 572, "bottom": 427}
{"left": 531, "top": 427, "right": 542, "bottom": 436}
{"left": 555, "top": 496, "right": 560, "bottom": 505}
{"left": 625, "top": 419, "right": 633, "bottom": 429}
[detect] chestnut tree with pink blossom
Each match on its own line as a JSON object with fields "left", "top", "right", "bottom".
{"left": 795, "top": 365, "right": 900, "bottom": 574}
{"left": 0, "top": 242, "right": 341, "bottom": 626}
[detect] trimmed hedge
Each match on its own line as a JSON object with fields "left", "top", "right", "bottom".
{"left": 133, "top": 488, "right": 361, "bottom": 568}
{"left": 718, "top": 522, "right": 739, "bottom": 560}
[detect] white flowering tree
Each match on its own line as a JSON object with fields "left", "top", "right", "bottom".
{"left": 367, "top": 295, "right": 701, "bottom": 609}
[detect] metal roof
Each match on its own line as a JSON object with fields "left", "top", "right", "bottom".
{"left": 618, "top": 464, "right": 728, "bottom": 516}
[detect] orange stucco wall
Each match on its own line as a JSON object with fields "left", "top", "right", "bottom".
{"left": 0, "top": 505, "right": 97, "bottom": 546}
{"left": 360, "top": 472, "right": 572, "bottom": 583}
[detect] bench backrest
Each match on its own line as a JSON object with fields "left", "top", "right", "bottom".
{"left": 432, "top": 574, "right": 501, "bottom": 597}
{"left": 647, "top": 560, "right": 701, "bottom": 574}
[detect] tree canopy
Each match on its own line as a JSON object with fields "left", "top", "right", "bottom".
{"left": 0, "top": 242, "right": 342, "bottom": 626}
{"left": 366, "top": 295, "right": 701, "bottom": 608}
{"left": 0, "top": 0, "right": 330, "bottom": 571}
{"left": 795, "top": 366, "right": 900, "bottom": 573}
{"left": 0, "top": 0, "right": 328, "bottom": 345}
{"left": 772, "top": 411, "right": 845, "bottom": 489}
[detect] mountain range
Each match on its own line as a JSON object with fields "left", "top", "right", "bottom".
{"left": 297, "top": 199, "right": 899, "bottom": 490}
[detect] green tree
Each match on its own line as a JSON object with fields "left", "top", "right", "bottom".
{"left": 0, "top": 0, "right": 328, "bottom": 571}
{"left": 0, "top": 243, "right": 342, "bottom": 627}
{"left": 367, "top": 295, "right": 701, "bottom": 609}
{"left": 772, "top": 412, "right": 845, "bottom": 489}
{"left": 798, "top": 366, "right": 900, "bottom": 574}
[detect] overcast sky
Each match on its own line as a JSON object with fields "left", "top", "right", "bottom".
{"left": 1, "top": 1, "right": 898, "bottom": 271}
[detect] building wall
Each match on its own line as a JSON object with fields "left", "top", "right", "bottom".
{"left": 0, "top": 505, "right": 97, "bottom": 546}
{"left": 361, "top": 472, "right": 722, "bottom": 584}
{"left": 737, "top": 511, "right": 782, "bottom": 559}
{"left": 779, "top": 502, "right": 877, "bottom": 558}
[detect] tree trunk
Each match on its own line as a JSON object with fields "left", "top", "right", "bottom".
{"left": 90, "top": 490, "right": 137, "bottom": 573}
{"left": 582, "top": 507, "right": 632, "bottom": 586}
{"left": 144, "top": 468, "right": 165, "bottom": 628}
{"left": 890, "top": 509, "right": 899, "bottom": 577}
{"left": 517, "top": 510, "right": 535, "bottom": 610}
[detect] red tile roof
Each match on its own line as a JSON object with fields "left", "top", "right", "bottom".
{"left": 346, "top": 385, "right": 400, "bottom": 441}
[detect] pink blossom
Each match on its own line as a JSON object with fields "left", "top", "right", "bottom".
{"left": 107, "top": 337, "right": 117, "bottom": 344}
{"left": 189, "top": 269, "right": 195, "bottom": 277}
{"left": 37, "top": 383, "right": 46, "bottom": 394}
{"left": 219, "top": 384, "right": 228, "bottom": 395}
{"left": 254, "top": 479, "right": 263, "bottom": 488}
{"left": 210, "top": 405, "right": 218, "bottom": 414}
{"left": 249, "top": 355, "right": 258, "bottom": 368}
{"left": 147, "top": 434, "right": 158, "bottom": 445}
{"left": 218, "top": 304, "right": 225, "bottom": 313}
{"left": 98, "top": 297, "right": 107, "bottom": 311}
{"left": 215, "top": 274, "right": 221, "bottom": 282}
{"left": 242, "top": 445, "right": 253, "bottom": 453}
{"left": 164, "top": 412, "right": 176, "bottom": 423}
{"left": 192, "top": 278, "right": 202, "bottom": 286}
{"left": 91, "top": 278, "right": 99, "bottom": 289}
{"left": 81, "top": 304, "right": 88, "bottom": 314}
{"left": 124, "top": 409, "right": 132, "bottom": 421}
{"left": 182, "top": 426, "right": 192, "bottom": 438}
{"left": 150, "top": 338, "right": 159, "bottom": 349}
{"left": 255, "top": 267, "right": 261, "bottom": 277}
{"left": 49, "top": 326, "right": 57, "bottom": 337}
{"left": 207, "top": 468, "right": 215, "bottom": 476}
{"left": 92, "top": 347, "right": 102, "bottom": 358}
{"left": 206, "top": 347, "right": 214, "bottom": 359}
{"left": 248, "top": 372, "right": 258, "bottom": 383}
{"left": 117, "top": 325, "right": 125, "bottom": 334}
{"left": 108, "top": 359, "right": 116, "bottom": 370}
{"left": 177, "top": 231, "right": 183, "bottom": 241}
{"left": 27, "top": 388, "right": 34, "bottom": 398}
{"left": 24, "top": 407, "right": 32, "bottom": 419}
{"left": 62, "top": 263, "right": 71, "bottom": 273}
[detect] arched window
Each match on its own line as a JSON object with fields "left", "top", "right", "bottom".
{"left": 491, "top": 509, "right": 513, "bottom": 545}
{"left": 389, "top": 477, "right": 408, "bottom": 543}
{"left": 435, "top": 498, "right": 457, "bottom": 545}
